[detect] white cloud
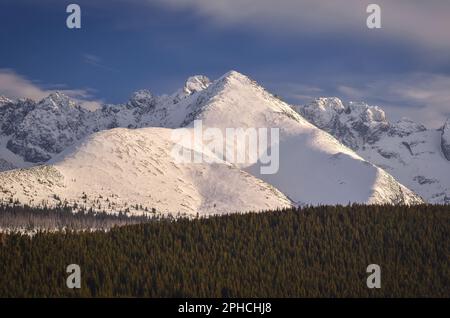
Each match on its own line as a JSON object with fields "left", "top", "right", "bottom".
{"left": 267, "top": 82, "right": 324, "bottom": 103}
{"left": 0, "top": 69, "right": 102, "bottom": 110}
{"left": 82, "top": 53, "right": 118, "bottom": 72}
{"left": 337, "top": 85, "right": 365, "bottom": 100}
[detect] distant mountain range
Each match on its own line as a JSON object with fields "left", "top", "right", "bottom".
{"left": 294, "top": 98, "right": 450, "bottom": 204}
{"left": 1, "top": 70, "right": 446, "bottom": 215}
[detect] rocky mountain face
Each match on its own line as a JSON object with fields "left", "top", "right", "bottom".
{"left": 442, "top": 118, "right": 450, "bottom": 161}
{"left": 0, "top": 75, "right": 213, "bottom": 168}
{"left": 3, "top": 93, "right": 92, "bottom": 163}
{"left": 294, "top": 98, "right": 450, "bottom": 203}
{"left": 294, "top": 98, "right": 428, "bottom": 150}
{"left": 0, "top": 96, "right": 12, "bottom": 106}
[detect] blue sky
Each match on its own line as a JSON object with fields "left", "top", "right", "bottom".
{"left": 0, "top": 0, "right": 449, "bottom": 127}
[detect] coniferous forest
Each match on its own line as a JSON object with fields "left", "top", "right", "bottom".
{"left": 0, "top": 204, "right": 449, "bottom": 297}
{"left": 0, "top": 203, "right": 157, "bottom": 232}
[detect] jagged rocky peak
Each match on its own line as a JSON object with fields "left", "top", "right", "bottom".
{"left": 298, "top": 98, "right": 346, "bottom": 126}
{"left": 295, "top": 98, "right": 392, "bottom": 149}
{"left": 300, "top": 98, "right": 388, "bottom": 124}
{"left": 172, "top": 75, "right": 211, "bottom": 102}
{"left": 128, "top": 89, "right": 154, "bottom": 108}
{"left": 3, "top": 91, "right": 91, "bottom": 164}
{"left": 348, "top": 102, "right": 387, "bottom": 124}
{"left": 183, "top": 75, "right": 211, "bottom": 95}
{"left": 315, "top": 97, "right": 346, "bottom": 113}
{"left": 300, "top": 98, "right": 388, "bottom": 127}
{"left": 390, "top": 117, "right": 427, "bottom": 137}
{"left": 223, "top": 70, "right": 259, "bottom": 85}
{"left": 297, "top": 97, "right": 386, "bottom": 122}
{"left": 0, "top": 95, "right": 13, "bottom": 106}
{"left": 37, "top": 91, "right": 78, "bottom": 110}
{"left": 442, "top": 117, "right": 450, "bottom": 161}
{"left": 221, "top": 70, "right": 248, "bottom": 80}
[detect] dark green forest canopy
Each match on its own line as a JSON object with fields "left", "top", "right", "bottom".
{"left": 0, "top": 204, "right": 449, "bottom": 297}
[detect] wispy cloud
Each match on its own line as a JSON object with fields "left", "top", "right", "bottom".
{"left": 267, "top": 82, "right": 324, "bottom": 103}
{"left": 148, "top": 0, "right": 450, "bottom": 52}
{"left": 0, "top": 69, "right": 102, "bottom": 110}
{"left": 82, "top": 53, "right": 118, "bottom": 72}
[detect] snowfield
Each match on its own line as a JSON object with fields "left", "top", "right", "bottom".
{"left": 0, "top": 128, "right": 292, "bottom": 216}
{"left": 0, "top": 128, "right": 291, "bottom": 215}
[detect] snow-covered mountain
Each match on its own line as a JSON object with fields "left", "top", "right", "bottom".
{"left": 294, "top": 98, "right": 450, "bottom": 204}
{"left": 0, "top": 75, "right": 220, "bottom": 169}
{"left": 0, "top": 127, "right": 291, "bottom": 216}
{"left": 0, "top": 71, "right": 423, "bottom": 213}
{"left": 177, "top": 71, "right": 421, "bottom": 206}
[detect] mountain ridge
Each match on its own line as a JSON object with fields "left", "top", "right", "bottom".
{"left": 0, "top": 71, "right": 425, "bottom": 214}
{"left": 294, "top": 97, "right": 449, "bottom": 203}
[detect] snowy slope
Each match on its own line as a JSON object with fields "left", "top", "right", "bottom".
{"left": 295, "top": 98, "right": 450, "bottom": 203}
{"left": 175, "top": 71, "right": 422, "bottom": 205}
{"left": 0, "top": 71, "right": 423, "bottom": 213}
{"left": 0, "top": 127, "right": 291, "bottom": 216}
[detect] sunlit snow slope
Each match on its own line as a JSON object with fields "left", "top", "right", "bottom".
{"left": 0, "top": 127, "right": 291, "bottom": 216}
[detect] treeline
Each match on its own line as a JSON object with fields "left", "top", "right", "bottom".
{"left": 0, "top": 203, "right": 157, "bottom": 232}
{"left": 0, "top": 204, "right": 449, "bottom": 297}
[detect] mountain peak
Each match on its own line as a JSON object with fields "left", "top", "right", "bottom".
{"left": 346, "top": 102, "right": 387, "bottom": 124}
{"left": 131, "top": 89, "right": 153, "bottom": 99}
{"left": 128, "top": 89, "right": 154, "bottom": 108}
{"left": 389, "top": 117, "right": 426, "bottom": 137}
{"left": 301, "top": 98, "right": 388, "bottom": 125}
{"left": 171, "top": 75, "right": 211, "bottom": 102}
{"left": 0, "top": 70, "right": 427, "bottom": 209}
{"left": 183, "top": 75, "right": 211, "bottom": 95}
{"left": 47, "top": 91, "right": 70, "bottom": 100}
{"left": 219, "top": 70, "right": 253, "bottom": 84}
{"left": 39, "top": 91, "right": 76, "bottom": 110}
{"left": 0, "top": 95, "right": 12, "bottom": 105}
{"left": 311, "top": 97, "right": 346, "bottom": 113}
{"left": 295, "top": 98, "right": 391, "bottom": 150}
{"left": 223, "top": 70, "right": 245, "bottom": 78}
{"left": 295, "top": 97, "right": 346, "bottom": 130}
